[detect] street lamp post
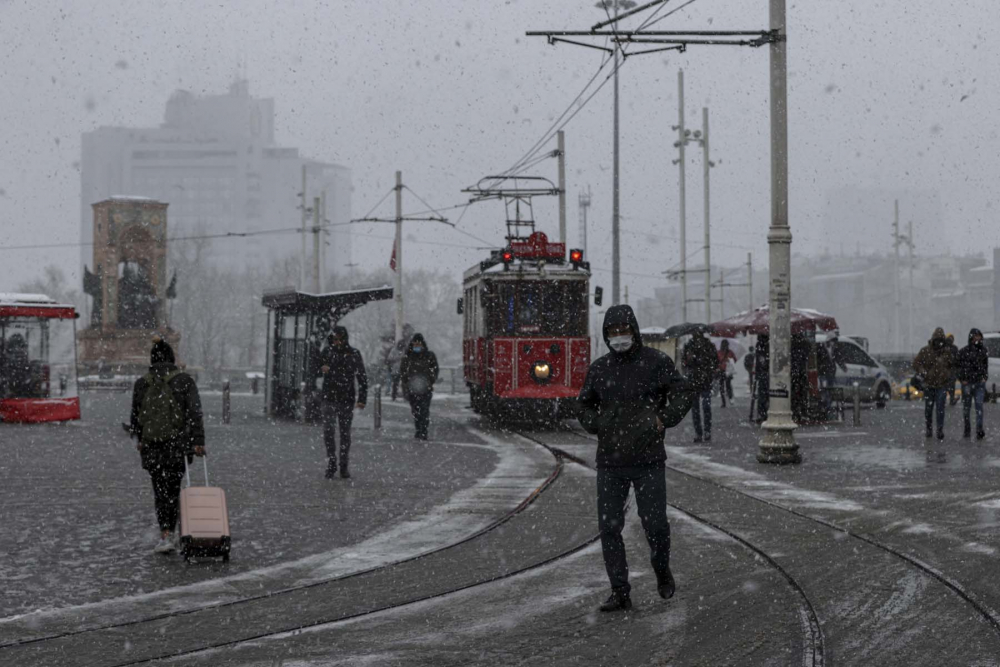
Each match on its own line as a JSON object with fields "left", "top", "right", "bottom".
{"left": 757, "top": 0, "right": 799, "bottom": 464}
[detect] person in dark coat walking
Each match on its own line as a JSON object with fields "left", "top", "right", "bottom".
{"left": 316, "top": 326, "right": 367, "bottom": 478}
{"left": 682, "top": 331, "right": 717, "bottom": 442}
{"left": 716, "top": 340, "right": 737, "bottom": 407}
{"left": 753, "top": 335, "right": 770, "bottom": 423}
{"left": 128, "top": 340, "right": 205, "bottom": 554}
{"left": 957, "top": 328, "right": 989, "bottom": 439}
{"left": 946, "top": 333, "right": 960, "bottom": 406}
{"left": 914, "top": 327, "right": 956, "bottom": 439}
{"left": 578, "top": 305, "right": 694, "bottom": 613}
{"left": 400, "top": 333, "right": 439, "bottom": 440}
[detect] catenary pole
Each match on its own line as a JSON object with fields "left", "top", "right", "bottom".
{"left": 612, "top": 24, "right": 622, "bottom": 305}
{"left": 558, "top": 130, "right": 567, "bottom": 245}
{"left": 394, "top": 171, "right": 404, "bottom": 343}
{"left": 300, "top": 165, "right": 307, "bottom": 291}
{"left": 312, "top": 197, "right": 321, "bottom": 293}
{"left": 893, "top": 199, "right": 901, "bottom": 352}
{"left": 758, "top": 0, "right": 800, "bottom": 464}
{"left": 748, "top": 252, "right": 753, "bottom": 311}
{"left": 703, "top": 106, "right": 711, "bottom": 323}
{"left": 320, "top": 190, "right": 328, "bottom": 293}
{"left": 678, "top": 69, "right": 688, "bottom": 322}
{"left": 908, "top": 220, "right": 915, "bottom": 352}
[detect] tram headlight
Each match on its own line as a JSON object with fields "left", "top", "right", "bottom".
{"left": 532, "top": 361, "right": 551, "bottom": 383}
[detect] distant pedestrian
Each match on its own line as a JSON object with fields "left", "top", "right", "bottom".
{"left": 914, "top": 327, "right": 956, "bottom": 440}
{"left": 682, "top": 331, "right": 718, "bottom": 442}
{"left": 400, "top": 333, "right": 439, "bottom": 440}
{"left": 129, "top": 340, "right": 205, "bottom": 554}
{"left": 316, "top": 326, "right": 367, "bottom": 479}
{"left": 716, "top": 340, "right": 737, "bottom": 407}
{"left": 946, "top": 334, "right": 960, "bottom": 406}
{"left": 753, "top": 335, "right": 770, "bottom": 423}
{"left": 957, "top": 328, "right": 988, "bottom": 440}
{"left": 387, "top": 324, "right": 413, "bottom": 401}
{"left": 816, "top": 336, "right": 846, "bottom": 418}
{"left": 577, "top": 305, "right": 693, "bottom": 613}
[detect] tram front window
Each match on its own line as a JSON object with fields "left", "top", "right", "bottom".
{"left": 489, "top": 281, "right": 587, "bottom": 336}
{"left": 0, "top": 319, "right": 49, "bottom": 399}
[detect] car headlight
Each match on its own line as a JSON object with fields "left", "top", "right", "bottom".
{"left": 533, "top": 362, "right": 551, "bottom": 382}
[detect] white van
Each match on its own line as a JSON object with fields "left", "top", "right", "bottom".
{"left": 982, "top": 333, "right": 1000, "bottom": 396}
{"left": 816, "top": 333, "right": 894, "bottom": 408}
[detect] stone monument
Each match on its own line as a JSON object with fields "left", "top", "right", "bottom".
{"left": 78, "top": 197, "right": 180, "bottom": 373}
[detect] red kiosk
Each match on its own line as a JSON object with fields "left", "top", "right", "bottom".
{"left": 0, "top": 293, "right": 81, "bottom": 423}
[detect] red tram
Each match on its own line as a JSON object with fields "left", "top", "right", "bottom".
{"left": 461, "top": 232, "right": 590, "bottom": 420}
{"left": 0, "top": 293, "right": 81, "bottom": 423}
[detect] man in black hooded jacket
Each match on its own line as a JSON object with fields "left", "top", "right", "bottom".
{"left": 578, "top": 305, "right": 694, "bottom": 612}
{"left": 957, "top": 328, "right": 989, "bottom": 439}
{"left": 400, "top": 333, "right": 439, "bottom": 440}
{"left": 316, "top": 326, "right": 367, "bottom": 478}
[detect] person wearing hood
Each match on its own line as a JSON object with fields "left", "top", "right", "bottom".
{"left": 317, "top": 326, "right": 367, "bottom": 478}
{"left": 914, "top": 327, "right": 957, "bottom": 439}
{"left": 957, "top": 328, "right": 989, "bottom": 439}
{"left": 577, "top": 305, "right": 694, "bottom": 613}
{"left": 400, "top": 333, "right": 440, "bottom": 440}
{"left": 946, "top": 333, "right": 960, "bottom": 406}
{"left": 128, "top": 340, "right": 205, "bottom": 554}
{"left": 681, "top": 330, "right": 717, "bottom": 442}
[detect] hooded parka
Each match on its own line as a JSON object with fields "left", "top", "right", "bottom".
{"left": 914, "top": 328, "right": 956, "bottom": 390}
{"left": 317, "top": 326, "right": 368, "bottom": 405}
{"left": 957, "top": 328, "right": 989, "bottom": 385}
{"left": 578, "top": 305, "right": 693, "bottom": 469}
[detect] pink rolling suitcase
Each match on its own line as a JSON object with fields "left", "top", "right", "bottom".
{"left": 179, "top": 457, "right": 231, "bottom": 563}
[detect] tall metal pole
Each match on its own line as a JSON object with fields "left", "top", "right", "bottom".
{"left": 320, "top": 190, "right": 328, "bottom": 293}
{"left": 611, "top": 34, "right": 621, "bottom": 305}
{"left": 558, "top": 130, "right": 567, "bottom": 245}
{"left": 300, "top": 165, "right": 307, "bottom": 291}
{"left": 748, "top": 252, "right": 754, "bottom": 311}
{"left": 579, "top": 187, "right": 591, "bottom": 255}
{"left": 892, "top": 199, "right": 901, "bottom": 352}
{"left": 758, "top": 0, "right": 799, "bottom": 464}
{"left": 677, "top": 69, "right": 688, "bottom": 322}
{"left": 703, "top": 106, "right": 711, "bottom": 323}
{"left": 908, "top": 220, "right": 915, "bottom": 352}
{"left": 312, "top": 197, "right": 321, "bottom": 293}
{"left": 394, "top": 171, "right": 404, "bottom": 343}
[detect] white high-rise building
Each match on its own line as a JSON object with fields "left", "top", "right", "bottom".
{"left": 80, "top": 80, "right": 351, "bottom": 286}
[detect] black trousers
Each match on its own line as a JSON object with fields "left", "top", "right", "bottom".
{"left": 146, "top": 453, "right": 185, "bottom": 532}
{"left": 597, "top": 467, "right": 671, "bottom": 595}
{"left": 323, "top": 402, "right": 354, "bottom": 469}
{"left": 409, "top": 393, "right": 432, "bottom": 439}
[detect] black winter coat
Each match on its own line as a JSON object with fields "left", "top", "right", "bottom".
{"left": 400, "top": 349, "right": 440, "bottom": 397}
{"left": 578, "top": 305, "right": 693, "bottom": 469}
{"left": 129, "top": 363, "right": 205, "bottom": 467}
{"left": 317, "top": 343, "right": 368, "bottom": 405}
{"left": 682, "top": 336, "right": 718, "bottom": 391}
{"left": 957, "top": 339, "right": 989, "bottom": 384}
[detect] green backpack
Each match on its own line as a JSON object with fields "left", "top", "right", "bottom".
{"left": 138, "top": 370, "right": 186, "bottom": 443}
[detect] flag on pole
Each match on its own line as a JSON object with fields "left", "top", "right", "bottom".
{"left": 389, "top": 240, "right": 397, "bottom": 272}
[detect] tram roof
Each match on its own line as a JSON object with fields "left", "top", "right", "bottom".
{"left": 463, "top": 261, "right": 589, "bottom": 284}
{"left": 0, "top": 293, "right": 77, "bottom": 319}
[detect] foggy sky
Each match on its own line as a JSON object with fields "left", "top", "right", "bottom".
{"left": 2, "top": 0, "right": 998, "bottom": 305}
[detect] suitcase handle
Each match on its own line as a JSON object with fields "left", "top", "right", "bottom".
{"left": 184, "top": 455, "right": 210, "bottom": 488}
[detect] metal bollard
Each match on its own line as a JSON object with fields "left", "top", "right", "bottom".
{"left": 852, "top": 382, "right": 861, "bottom": 427}
{"left": 993, "top": 383, "right": 997, "bottom": 404}
{"left": 451, "top": 368, "right": 457, "bottom": 395}
{"left": 373, "top": 384, "right": 382, "bottom": 431}
{"left": 222, "top": 380, "right": 231, "bottom": 425}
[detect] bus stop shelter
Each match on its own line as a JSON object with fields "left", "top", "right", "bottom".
{"left": 262, "top": 286, "right": 392, "bottom": 419}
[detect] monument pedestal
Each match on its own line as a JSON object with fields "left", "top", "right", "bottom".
{"left": 77, "top": 327, "right": 181, "bottom": 377}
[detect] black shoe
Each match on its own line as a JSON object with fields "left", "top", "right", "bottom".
{"left": 705, "top": 434, "right": 712, "bottom": 443}
{"left": 340, "top": 468, "right": 351, "bottom": 479}
{"left": 693, "top": 436, "right": 703, "bottom": 444}
{"left": 325, "top": 461, "right": 337, "bottom": 479}
{"left": 925, "top": 428, "right": 933, "bottom": 438}
{"left": 937, "top": 431, "right": 945, "bottom": 441}
{"left": 964, "top": 429, "right": 972, "bottom": 439}
{"left": 599, "top": 591, "right": 632, "bottom": 612}
{"left": 978, "top": 431, "right": 986, "bottom": 440}
{"left": 657, "top": 570, "right": 676, "bottom": 600}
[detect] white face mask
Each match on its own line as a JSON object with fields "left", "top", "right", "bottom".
{"left": 609, "top": 335, "right": 633, "bottom": 352}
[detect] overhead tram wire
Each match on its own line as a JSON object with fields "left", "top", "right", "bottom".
{"left": 401, "top": 185, "right": 498, "bottom": 248}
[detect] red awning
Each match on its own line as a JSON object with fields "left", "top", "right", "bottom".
{"left": 0, "top": 305, "right": 77, "bottom": 319}
{"left": 709, "top": 306, "right": 839, "bottom": 338}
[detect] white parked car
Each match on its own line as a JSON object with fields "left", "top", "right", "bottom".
{"left": 816, "top": 333, "right": 894, "bottom": 408}
{"left": 982, "top": 333, "right": 1000, "bottom": 397}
